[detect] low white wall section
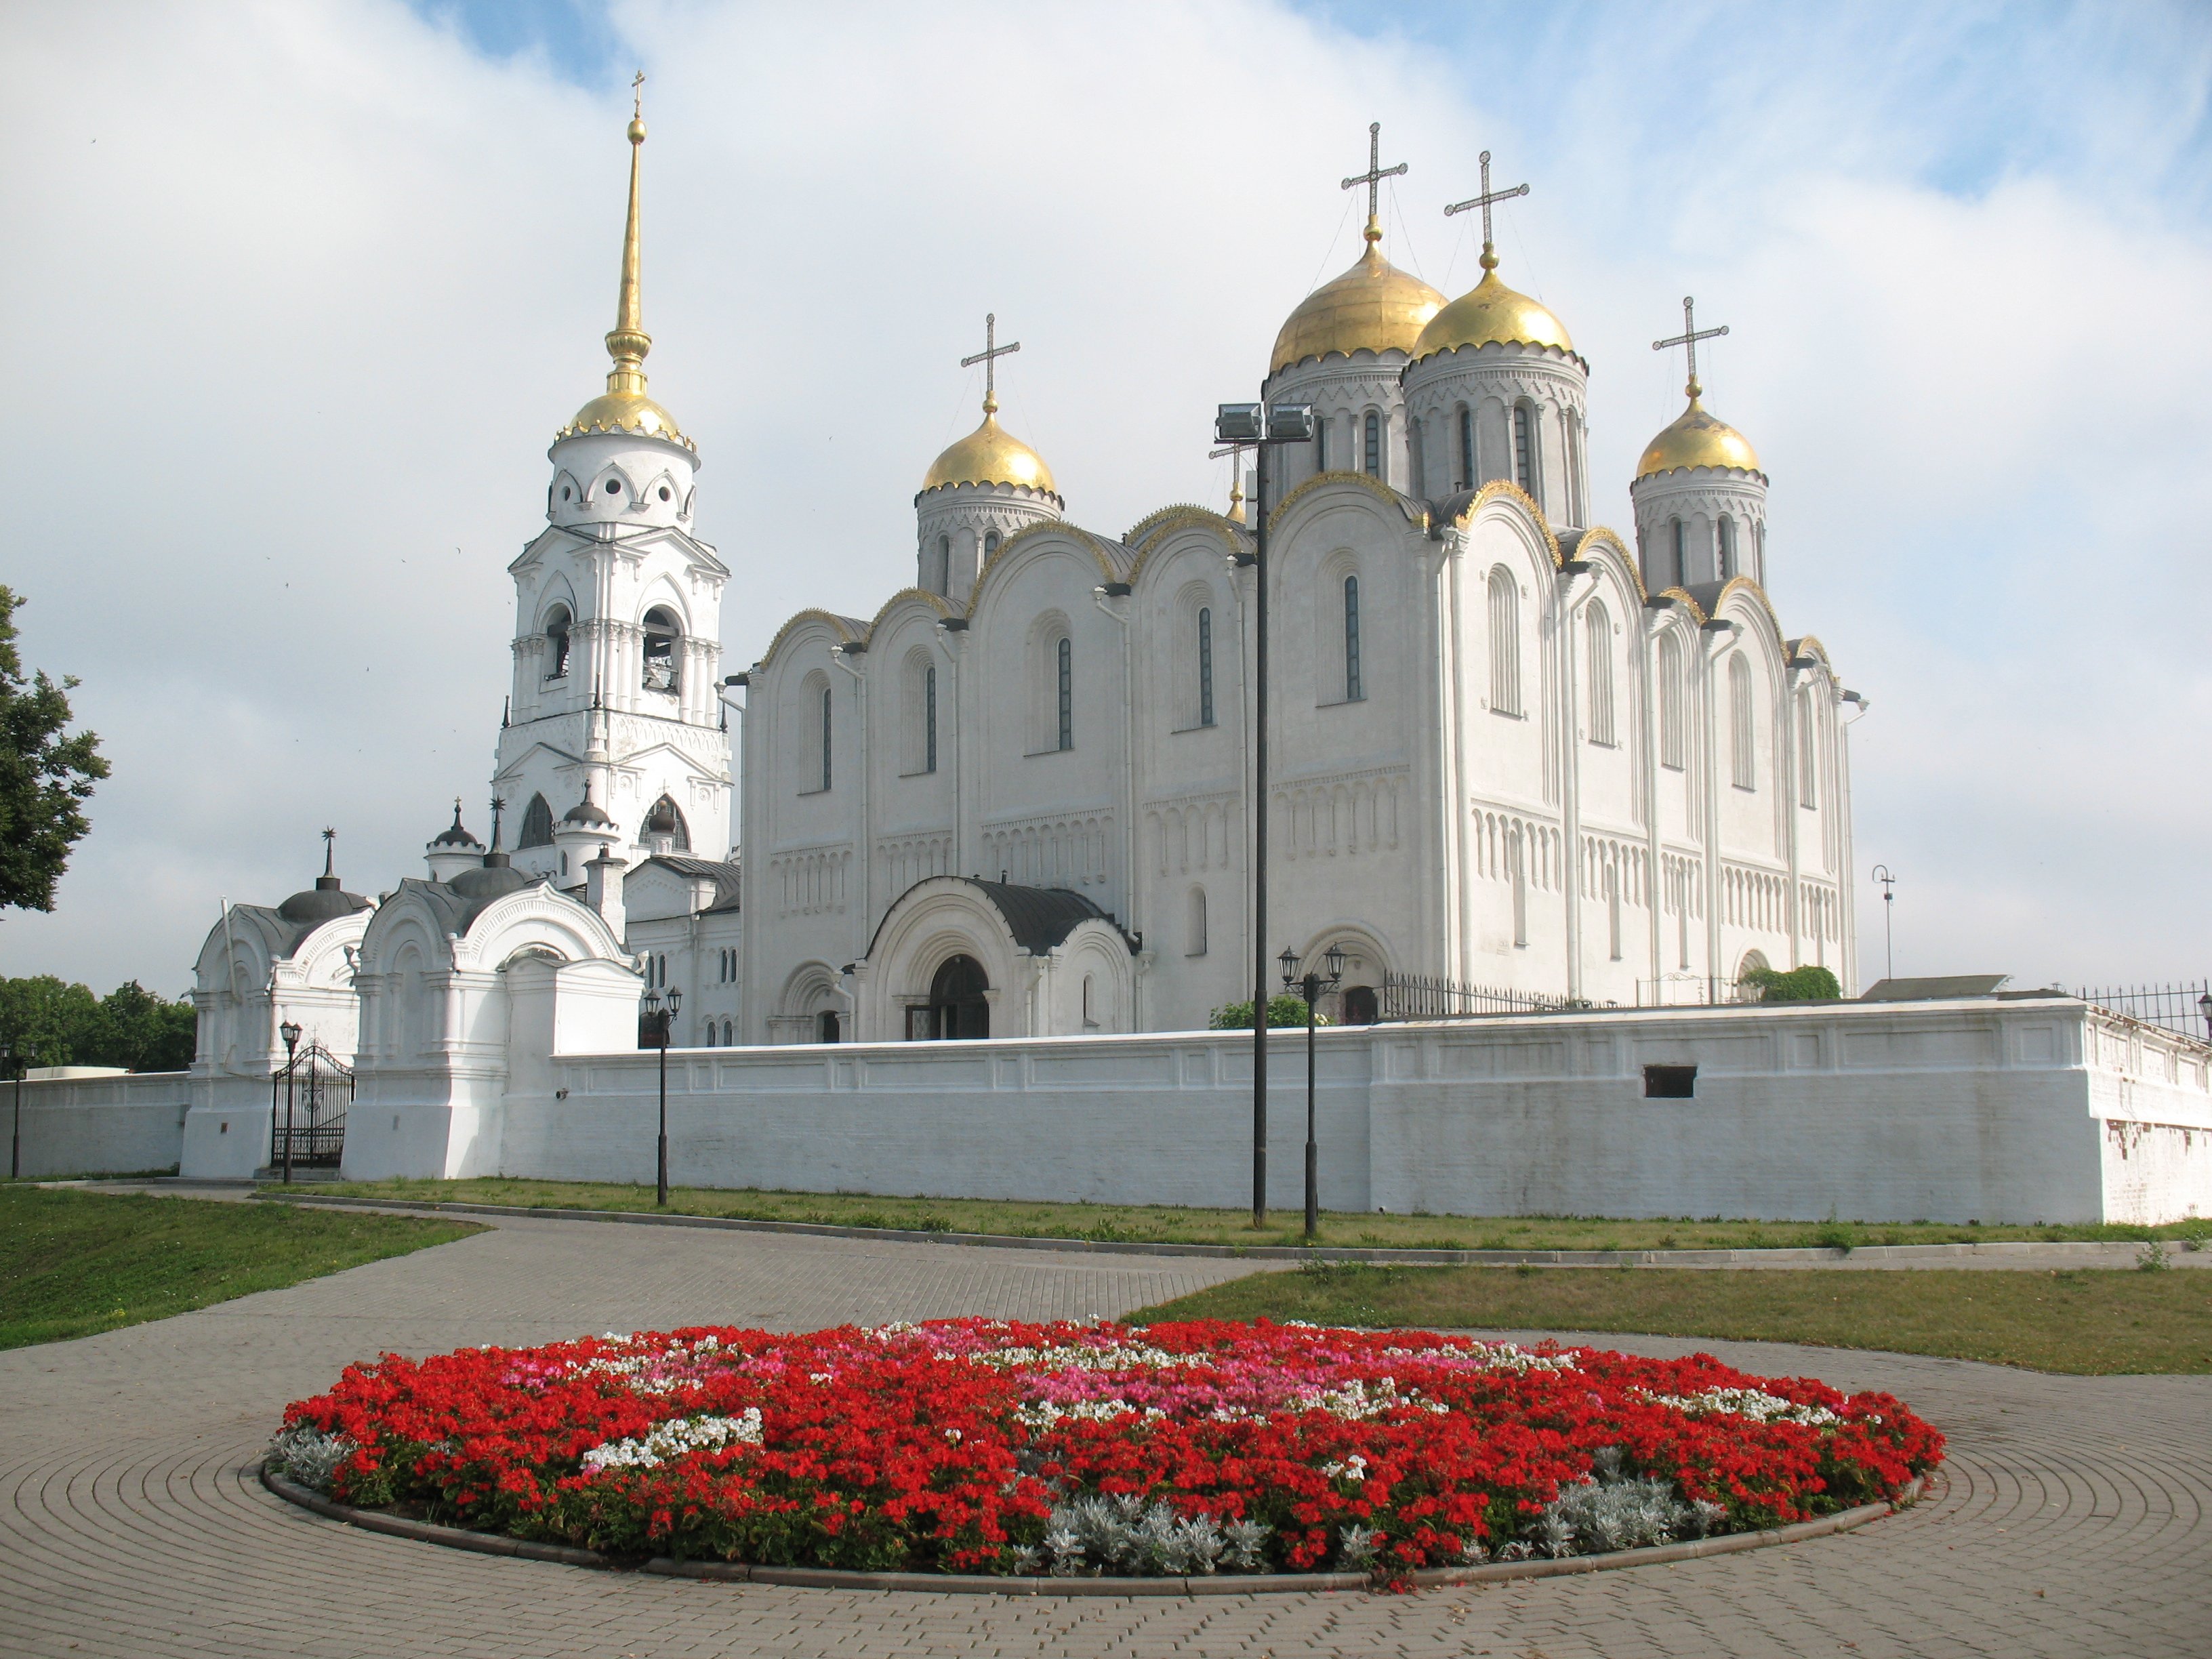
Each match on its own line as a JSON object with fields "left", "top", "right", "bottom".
{"left": 482, "top": 996, "right": 2212, "bottom": 1225}
{"left": 8, "top": 1071, "right": 189, "bottom": 1178}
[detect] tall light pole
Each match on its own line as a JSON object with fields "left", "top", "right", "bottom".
{"left": 1870, "top": 865, "right": 1897, "bottom": 982}
{"left": 643, "top": 985, "right": 681, "bottom": 1206}
{"left": 278, "top": 1019, "right": 302, "bottom": 1184}
{"left": 1213, "top": 398, "right": 1314, "bottom": 1228}
{"left": 1280, "top": 942, "right": 1346, "bottom": 1241}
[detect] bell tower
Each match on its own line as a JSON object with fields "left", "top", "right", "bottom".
{"left": 493, "top": 76, "right": 733, "bottom": 887}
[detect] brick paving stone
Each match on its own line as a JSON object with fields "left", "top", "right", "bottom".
{"left": 2, "top": 1210, "right": 2207, "bottom": 1657}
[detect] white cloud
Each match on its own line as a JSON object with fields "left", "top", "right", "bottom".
{"left": 1, "top": 0, "right": 2206, "bottom": 994}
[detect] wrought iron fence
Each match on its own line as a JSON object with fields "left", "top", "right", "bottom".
{"left": 1633, "top": 975, "right": 1756, "bottom": 1008}
{"left": 2072, "top": 981, "right": 2212, "bottom": 1044}
{"left": 270, "top": 1042, "right": 352, "bottom": 1170}
{"left": 1378, "top": 973, "right": 1602, "bottom": 1021}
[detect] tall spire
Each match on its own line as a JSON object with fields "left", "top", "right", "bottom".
{"left": 605, "top": 70, "right": 651, "bottom": 398}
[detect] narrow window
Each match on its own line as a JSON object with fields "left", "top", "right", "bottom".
{"left": 1606, "top": 863, "right": 1622, "bottom": 960}
{"left": 1314, "top": 415, "right": 1328, "bottom": 472}
{"left": 1510, "top": 827, "right": 1528, "bottom": 947}
{"left": 1513, "top": 403, "right": 1533, "bottom": 491}
{"left": 1456, "top": 405, "right": 1475, "bottom": 490}
{"left": 641, "top": 605, "right": 681, "bottom": 693}
{"left": 1671, "top": 518, "right": 1687, "bottom": 588}
{"left": 1729, "top": 655, "right": 1755, "bottom": 790}
{"left": 1586, "top": 600, "right": 1614, "bottom": 745}
{"left": 1082, "top": 973, "right": 1096, "bottom": 1028}
{"left": 1798, "top": 695, "right": 1818, "bottom": 808}
{"left": 1718, "top": 515, "right": 1736, "bottom": 581}
{"left": 984, "top": 530, "right": 1000, "bottom": 558}
{"left": 1343, "top": 575, "right": 1364, "bottom": 701}
{"left": 924, "top": 663, "right": 939, "bottom": 773}
{"left": 821, "top": 684, "right": 834, "bottom": 792}
{"left": 544, "top": 607, "right": 571, "bottom": 680}
{"left": 1057, "top": 636, "right": 1072, "bottom": 750}
{"left": 1565, "top": 412, "right": 1584, "bottom": 523}
{"left": 1658, "top": 633, "right": 1685, "bottom": 769}
{"left": 1197, "top": 606, "right": 1214, "bottom": 727}
{"left": 722, "top": 1019, "right": 734, "bottom": 1045}
{"left": 936, "top": 534, "right": 951, "bottom": 590}
{"left": 1488, "top": 568, "right": 1521, "bottom": 716}
{"left": 1363, "top": 411, "right": 1381, "bottom": 477}
{"left": 1187, "top": 886, "right": 1208, "bottom": 956}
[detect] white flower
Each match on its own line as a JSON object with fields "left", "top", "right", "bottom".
{"left": 1321, "top": 1454, "right": 1369, "bottom": 1482}
{"left": 581, "top": 1410, "right": 764, "bottom": 1473}
{"left": 1640, "top": 1386, "right": 1838, "bottom": 1427}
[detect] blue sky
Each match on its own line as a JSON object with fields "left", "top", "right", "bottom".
{"left": 4, "top": 0, "right": 2210, "bottom": 996}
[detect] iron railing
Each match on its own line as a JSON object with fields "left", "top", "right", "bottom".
{"left": 1378, "top": 973, "right": 1602, "bottom": 1021}
{"left": 2073, "top": 981, "right": 2212, "bottom": 1044}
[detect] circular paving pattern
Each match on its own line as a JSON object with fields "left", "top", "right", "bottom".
{"left": 3, "top": 1212, "right": 2208, "bottom": 1658}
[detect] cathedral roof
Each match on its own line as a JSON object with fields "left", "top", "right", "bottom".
{"left": 921, "top": 411, "right": 1058, "bottom": 498}
{"left": 1411, "top": 262, "right": 1575, "bottom": 364}
{"left": 1271, "top": 224, "right": 1445, "bottom": 374}
{"left": 1635, "top": 395, "right": 1763, "bottom": 480}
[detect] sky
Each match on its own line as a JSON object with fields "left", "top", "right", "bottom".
{"left": 1, "top": 0, "right": 2208, "bottom": 999}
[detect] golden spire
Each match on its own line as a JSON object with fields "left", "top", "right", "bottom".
{"left": 605, "top": 70, "right": 651, "bottom": 398}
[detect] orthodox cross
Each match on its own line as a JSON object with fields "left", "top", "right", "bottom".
{"left": 630, "top": 68, "right": 646, "bottom": 121}
{"left": 1443, "top": 150, "right": 1530, "bottom": 263}
{"left": 1208, "top": 439, "right": 1253, "bottom": 521}
{"left": 960, "top": 313, "right": 1021, "bottom": 415}
{"left": 489, "top": 796, "right": 506, "bottom": 852}
{"left": 1652, "top": 295, "right": 1727, "bottom": 398}
{"left": 1340, "top": 121, "right": 1408, "bottom": 231}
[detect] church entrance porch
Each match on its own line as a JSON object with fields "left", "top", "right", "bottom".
{"left": 908, "top": 954, "right": 991, "bottom": 1040}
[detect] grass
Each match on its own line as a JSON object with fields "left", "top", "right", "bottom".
{"left": 0, "top": 1184, "right": 482, "bottom": 1350}
{"left": 1130, "top": 1261, "right": 2212, "bottom": 1375}
{"left": 281, "top": 1175, "right": 2212, "bottom": 1254}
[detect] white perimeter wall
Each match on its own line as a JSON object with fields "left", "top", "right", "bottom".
{"left": 490, "top": 996, "right": 2211, "bottom": 1226}
{"left": 8, "top": 1071, "right": 190, "bottom": 1179}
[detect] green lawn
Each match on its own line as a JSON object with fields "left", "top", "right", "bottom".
{"left": 1132, "top": 1261, "right": 2212, "bottom": 1374}
{"left": 283, "top": 1174, "right": 2212, "bottom": 1254}
{"left": 1, "top": 1185, "right": 482, "bottom": 1350}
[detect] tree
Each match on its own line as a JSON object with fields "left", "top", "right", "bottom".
{"left": 0, "top": 976, "right": 196, "bottom": 1072}
{"left": 0, "top": 584, "right": 109, "bottom": 911}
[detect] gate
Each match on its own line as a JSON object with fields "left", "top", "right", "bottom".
{"left": 270, "top": 1042, "right": 352, "bottom": 1170}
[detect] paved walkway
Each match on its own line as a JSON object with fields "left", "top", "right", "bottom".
{"left": 3, "top": 1210, "right": 2206, "bottom": 1658}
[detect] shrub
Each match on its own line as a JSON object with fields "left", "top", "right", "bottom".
{"left": 1740, "top": 965, "right": 1843, "bottom": 1003}
{"left": 1210, "top": 995, "right": 1324, "bottom": 1030}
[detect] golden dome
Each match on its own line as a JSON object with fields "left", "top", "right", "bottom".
{"left": 1635, "top": 396, "right": 1763, "bottom": 480}
{"left": 922, "top": 409, "right": 1057, "bottom": 497}
{"left": 1271, "top": 222, "right": 1445, "bottom": 374}
{"left": 1411, "top": 257, "right": 1575, "bottom": 363}
{"left": 562, "top": 390, "right": 687, "bottom": 445}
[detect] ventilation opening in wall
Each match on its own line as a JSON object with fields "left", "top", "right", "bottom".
{"left": 1643, "top": 1064, "right": 1697, "bottom": 1099}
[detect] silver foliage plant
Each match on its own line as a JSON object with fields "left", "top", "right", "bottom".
{"left": 1021, "top": 1494, "right": 1271, "bottom": 1576}
{"left": 267, "top": 1425, "right": 354, "bottom": 1494}
{"left": 1534, "top": 1449, "right": 1725, "bottom": 1559}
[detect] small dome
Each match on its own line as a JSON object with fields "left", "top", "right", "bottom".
{"left": 922, "top": 411, "right": 1057, "bottom": 497}
{"left": 562, "top": 783, "right": 615, "bottom": 827}
{"left": 560, "top": 390, "right": 690, "bottom": 449}
{"left": 1635, "top": 397, "right": 1763, "bottom": 480}
{"left": 1272, "top": 231, "right": 1444, "bottom": 374}
{"left": 1411, "top": 266, "right": 1575, "bottom": 364}
{"left": 431, "top": 800, "right": 482, "bottom": 848}
{"left": 277, "top": 877, "right": 369, "bottom": 927}
{"left": 447, "top": 857, "right": 531, "bottom": 901}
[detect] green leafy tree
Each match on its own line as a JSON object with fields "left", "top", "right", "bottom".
{"left": 1209, "top": 994, "right": 1326, "bottom": 1030}
{"left": 0, "top": 584, "right": 109, "bottom": 912}
{"left": 1740, "top": 964, "right": 1843, "bottom": 1002}
{"left": 0, "top": 976, "right": 195, "bottom": 1071}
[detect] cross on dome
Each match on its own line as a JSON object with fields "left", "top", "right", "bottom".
{"left": 1340, "top": 121, "right": 1408, "bottom": 244}
{"left": 960, "top": 313, "right": 1021, "bottom": 415}
{"left": 1443, "top": 150, "right": 1530, "bottom": 271}
{"left": 1653, "top": 295, "right": 1729, "bottom": 399}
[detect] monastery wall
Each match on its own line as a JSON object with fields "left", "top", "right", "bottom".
{"left": 7, "top": 1071, "right": 189, "bottom": 1179}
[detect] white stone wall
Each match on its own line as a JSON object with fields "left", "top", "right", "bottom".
{"left": 8, "top": 1071, "right": 189, "bottom": 1179}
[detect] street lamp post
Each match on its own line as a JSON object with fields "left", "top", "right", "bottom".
{"left": 1870, "top": 865, "right": 1897, "bottom": 981}
{"left": 278, "top": 1019, "right": 302, "bottom": 1184}
{"left": 4, "top": 1043, "right": 19, "bottom": 1181}
{"left": 1279, "top": 941, "right": 1347, "bottom": 1241}
{"left": 643, "top": 986, "right": 682, "bottom": 1206}
{"left": 1212, "top": 399, "right": 1314, "bottom": 1229}
{"left": 2197, "top": 991, "right": 2211, "bottom": 1044}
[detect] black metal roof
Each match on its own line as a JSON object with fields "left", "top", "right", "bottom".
{"left": 632, "top": 855, "right": 741, "bottom": 914}
{"left": 866, "top": 876, "right": 1130, "bottom": 961}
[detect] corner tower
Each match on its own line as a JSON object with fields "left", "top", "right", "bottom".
{"left": 495, "top": 79, "right": 733, "bottom": 887}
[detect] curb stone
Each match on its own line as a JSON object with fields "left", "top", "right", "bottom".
{"left": 259, "top": 1465, "right": 1918, "bottom": 1596}
{"left": 243, "top": 1190, "right": 2160, "bottom": 1268}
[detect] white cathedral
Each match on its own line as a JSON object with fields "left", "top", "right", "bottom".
{"left": 186, "top": 108, "right": 1858, "bottom": 1132}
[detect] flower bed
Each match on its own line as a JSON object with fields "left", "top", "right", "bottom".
{"left": 270, "top": 1318, "right": 1942, "bottom": 1580}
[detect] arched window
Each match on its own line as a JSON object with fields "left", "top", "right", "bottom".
{"left": 1314, "top": 415, "right": 1328, "bottom": 472}
{"left": 1718, "top": 515, "right": 1737, "bottom": 581}
{"left": 1564, "top": 411, "right": 1585, "bottom": 524}
{"left": 1082, "top": 972, "right": 1098, "bottom": 1028}
{"left": 1658, "top": 632, "right": 1685, "bottom": 769}
{"left": 1456, "top": 405, "right": 1475, "bottom": 491}
{"left": 722, "top": 1019, "right": 734, "bottom": 1045}
{"left": 935, "top": 534, "right": 951, "bottom": 591}
{"left": 543, "top": 606, "right": 571, "bottom": 680}
{"left": 1670, "top": 518, "right": 1687, "bottom": 588}
{"left": 1798, "top": 693, "right": 1818, "bottom": 808}
{"left": 924, "top": 663, "right": 938, "bottom": 773}
{"left": 1606, "top": 861, "right": 1622, "bottom": 961}
{"left": 1585, "top": 600, "right": 1614, "bottom": 745}
{"left": 641, "top": 605, "right": 681, "bottom": 693}
{"left": 902, "top": 650, "right": 937, "bottom": 776}
{"left": 820, "top": 684, "right": 833, "bottom": 790}
{"left": 1056, "top": 636, "right": 1073, "bottom": 750}
{"left": 1509, "top": 825, "right": 1528, "bottom": 947}
{"left": 518, "top": 793, "right": 554, "bottom": 849}
{"left": 1487, "top": 568, "right": 1521, "bottom": 717}
{"left": 816, "top": 1009, "right": 840, "bottom": 1044}
{"left": 1512, "top": 403, "right": 1534, "bottom": 493}
{"left": 1343, "top": 575, "right": 1364, "bottom": 701}
{"left": 1362, "top": 411, "right": 1381, "bottom": 477}
{"left": 1729, "top": 655, "right": 1755, "bottom": 790}
{"left": 1186, "top": 886, "right": 1208, "bottom": 956}
{"left": 644, "top": 794, "right": 691, "bottom": 851}
{"left": 983, "top": 530, "right": 1000, "bottom": 558}
{"left": 1196, "top": 606, "right": 1214, "bottom": 727}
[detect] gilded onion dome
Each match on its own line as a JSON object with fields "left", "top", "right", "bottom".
{"left": 1410, "top": 246, "right": 1574, "bottom": 363}
{"left": 1271, "top": 220, "right": 1446, "bottom": 374}
{"left": 1635, "top": 396, "right": 1763, "bottom": 480}
{"left": 922, "top": 405, "right": 1057, "bottom": 496}
{"left": 559, "top": 103, "right": 693, "bottom": 451}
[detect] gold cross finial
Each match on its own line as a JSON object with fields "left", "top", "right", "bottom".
{"left": 1340, "top": 121, "right": 1408, "bottom": 245}
{"left": 1443, "top": 150, "right": 1529, "bottom": 271}
{"left": 1652, "top": 295, "right": 1728, "bottom": 400}
{"left": 960, "top": 312, "right": 1021, "bottom": 415}
{"left": 632, "top": 69, "right": 644, "bottom": 121}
